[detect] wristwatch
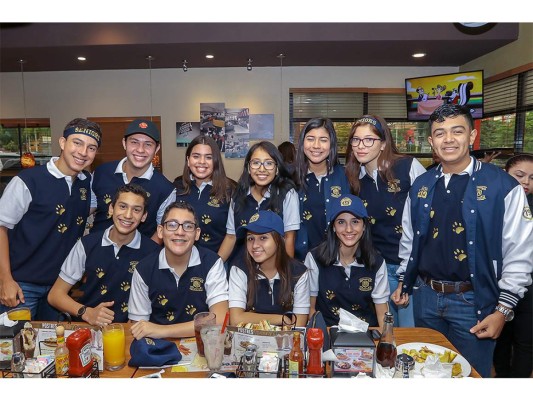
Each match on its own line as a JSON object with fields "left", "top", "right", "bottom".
{"left": 76, "top": 305, "right": 87, "bottom": 319}
{"left": 495, "top": 304, "right": 515, "bottom": 322}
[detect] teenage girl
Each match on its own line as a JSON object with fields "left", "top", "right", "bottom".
{"left": 174, "top": 135, "right": 236, "bottom": 255}
{"left": 294, "top": 117, "right": 350, "bottom": 261}
{"left": 228, "top": 210, "right": 309, "bottom": 327}
{"left": 345, "top": 115, "right": 426, "bottom": 327}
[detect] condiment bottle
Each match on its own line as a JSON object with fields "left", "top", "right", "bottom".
{"left": 376, "top": 312, "right": 397, "bottom": 369}
{"left": 306, "top": 328, "right": 324, "bottom": 375}
{"left": 54, "top": 325, "right": 69, "bottom": 376}
{"left": 393, "top": 354, "right": 415, "bottom": 378}
{"left": 66, "top": 328, "right": 93, "bottom": 377}
{"left": 288, "top": 331, "right": 304, "bottom": 378}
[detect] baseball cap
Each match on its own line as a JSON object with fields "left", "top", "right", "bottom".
{"left": 236, "top": 210, "right": 284, "bottom": 239}
{"left": 128, "top": 337, "right": 182, "bottom": 367}
{"left": 124, "top": 119, "right": 160, "bottom": 143}
{"left": 328, "top": 194, "right": 368, "bottom": 223}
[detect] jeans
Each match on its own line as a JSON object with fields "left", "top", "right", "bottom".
{"left": 412, "top": 277, "right": 495, "bottom": 378}
{"left": 0, "top": 281, "right": 59, "bottom": 321}
{"left": 386, "top": 263, "right": 414, "bottom": 327}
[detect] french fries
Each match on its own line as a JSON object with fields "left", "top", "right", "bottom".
{"left": 402, "top": 346, "right": 462, "bottom": 377}
{"left": 236, "top": 320, "right": 284, "bottom": 331}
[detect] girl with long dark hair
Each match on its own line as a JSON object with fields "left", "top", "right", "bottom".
{"left": 305, "top": 194, "right": 389, "bottom": 330}
{"left": 228, "top": 211, "right": 309, "bottom": 327}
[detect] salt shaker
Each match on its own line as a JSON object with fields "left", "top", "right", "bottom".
{"left": 393, "top": 354, "right": 415, "bottom": 378}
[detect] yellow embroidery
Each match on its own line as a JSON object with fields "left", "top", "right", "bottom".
{"left": 190, "top": 277, "right": 205, "bottom": 292}
{"left": 157, "top": 295, "right": 168, "bottom": 305}
{"left": 100, "top": 285, "right": 108, "bottom": 295}
{"left": 76, "top": 216, "right": 84, "bottom": 225}
{"left": 120, "top": 282, "right": 130, "bottom": 292}
{"left": 331, "top": 186, "right": 342, "bottom": 198}
{"left": 359, "top": 277, "right": 373, "bottom": 292}
{"left": 303, "top": 210, "right": 312, "bottom": 220}
{"left": 523, "top": 206, "right": 532, "bottom": 220}
{"left": 128, "top": 261, "right": 139, "bottom": 274}
{"left": 103, "top": 194, "right": 112, "bottom": 204}
{"left": 121, "top": 303, "right": 128, "bottom": 313}
{"left": 185, "top": 305, "right": 196, "bottom": 315}
{"left": 325, "top": 290, "right": 335, "bottom": 300}
{"left": 207, "top": 197, "right": 220, "bottom": 207}
{"left": 340, "top": 197, "right": 352, "bottom": 206}
{"left": 387, "top": 179, "right": 401, "bottom": 193}
{"left": 433, "top": 228, "right": 439, "bottom": 239}
{"left": 452, "top": 222, "right": 465, "bottom": 234}
{"left": 201, "top": 233, "right": 211, "bottom": 242}
{"left": 418, "top": 186, "right": 428, "bottom": 199}
{"left": 95, "top": 268, "right": 105, "bottom": 278}
{"left": 56, "top": 205, "right": 65, "bottom": 215}
{"left": 385, "top": 207, "right": 396, "bottom": 216}
{"left": 476, "top": 186, "right": 487, "bottom": 201}
{"left": 395, "top": 225, "right": 403, "bottom": 234}
{"left": 166, "top": 311, "right": 175, "bottom": 322}
{"left": 201, "top": 215, "right": 212, "bottom": 224}
{"left": 249, "top": 213, "right": 260, "bottom": 223}
{"left": 57, "top": 224, "right": 67, "bottom": 233}
{"left": 454, "top": 249, "right": 467, "bottom": 261}
{"left": 79, "top": 188, "right": 87, "bottom": 201}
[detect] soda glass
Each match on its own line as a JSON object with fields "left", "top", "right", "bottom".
{"left": 200, "top": 325, "right": 225, "bottom": 371}
{"left": 194, "top": 312, "right": 216, "bottom": 357}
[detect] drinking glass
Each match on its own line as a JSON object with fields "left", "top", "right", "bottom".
{"left": 200, "top": 325, "right": 226, "bottom": 371}
{"left": 7, "top": 307, "right": 31, "bottom": 321}
{"left": 102, "top": 323, "right": 125, "bottom": 371}
{"left": 194, "top": 312, "right": 216, "bottom": 357}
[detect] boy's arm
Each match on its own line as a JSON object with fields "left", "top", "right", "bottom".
{"left": 0, "top": 226, "right": 23, "bottom": 307}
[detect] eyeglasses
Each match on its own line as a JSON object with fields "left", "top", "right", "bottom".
{"left": 163, "top": 220, "right": 197, "bottom": 232}
{"left": 249, "top": 159, "right": 277, "bottom": 170}
{"left": 350, "top": 137, "right": 382, "bottom": 147}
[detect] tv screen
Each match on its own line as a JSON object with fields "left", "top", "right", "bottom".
{"left": 405, "top": 70, "right": 484, "bottom": 121}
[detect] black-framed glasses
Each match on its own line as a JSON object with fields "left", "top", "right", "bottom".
{"left": 249, "top": 159, "right": 277, "bottom": 170}
{"left": 163, "top": 220, "right": 197, "bottom": 232}
{"left": 350, "top": 137, "right": 383, "bottom": 147}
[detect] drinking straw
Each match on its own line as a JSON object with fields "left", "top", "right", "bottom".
{"left": 221, "top": 311, "right": 230, "bottom": 333}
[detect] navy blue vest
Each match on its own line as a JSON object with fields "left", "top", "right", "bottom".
{"left": 9, "top": 165, "right": 91, "bottom": 285}
{"left": 77, "top": 231, "right": 161, "bottom": 322}
{"left": 235, "top": 259, "right": 307, "bottom": 314}
{"left": 91, "top": 161, "right": 174, "bottom": 237}
{"left": 418, "top": 174, "right": 470, "bottom": 281}
{"left": 311, "top": 249, "right": 381, "bottom": 327}
{"left": 359, "top": 157, "right": 413, "bottom": 264}
{"left": 135, "top": 247, "right": 220, "bottom": 325}
{"left": 175, "top": 181, "right": 230, "bottom": 253}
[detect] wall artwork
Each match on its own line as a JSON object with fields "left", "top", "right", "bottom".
{"left": 224, "top": 108, "right": 250, "bottom": 158}
{"left": 249, "top": 114, "right": 274, "bottom": 140}
{"left": 200, "top": 102, "right": 226, "bottom": 151}
{"left": 176, "top": 122, "right": 201, "bottom": 147}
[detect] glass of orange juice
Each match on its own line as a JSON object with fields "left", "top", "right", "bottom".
{"left": 7, "top": 307, "right": 32, "bottom": 321}
{"left": 102, "top": 324, "right": 125, "bottom": 371}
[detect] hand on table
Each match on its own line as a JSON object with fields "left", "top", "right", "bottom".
{"left": 469, "top": 311, "right": 506, "bottom": 339}
{"left": 0, "top": 278, "right": 24, "bottom": 307}
{"left": 131, "top": 320, "right": 164, "bottom": 340}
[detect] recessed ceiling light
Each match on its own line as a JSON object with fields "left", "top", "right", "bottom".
{"left": 205, "top": 54, "right": 214, "bottom": 59}
{"left": 412, "top": 53, "right": 426, "bottom": 58}
{"left": 77, "top": 56, "right": 86, "bottom": 61}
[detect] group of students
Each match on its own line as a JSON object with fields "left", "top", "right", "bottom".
{"left": 0, "top": 104, "right": 531, "bottom": 378}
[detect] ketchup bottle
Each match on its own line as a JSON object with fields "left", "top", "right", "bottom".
{"left": 66, "top": 328, "right": 93, "bottom": 377}
{"left": 306, "top": 328, "right": 324, "bottom": 375}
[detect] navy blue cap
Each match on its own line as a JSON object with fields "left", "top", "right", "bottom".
{"left": 236, "top": 210, "right": 284, "bottom": 239}
{"left": 125, "top": 119, "right": 160, "bottom": 143}
{"left": 128, "top": 338, "right": 182, "bottom": 367}
{"left": 327, "top": 194, "right": 368, "bottom": 223}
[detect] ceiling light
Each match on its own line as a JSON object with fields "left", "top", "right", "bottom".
{"left": 247, "top": 58, "right": 253, "bottom": 71}
{"left": 182, "top": 59, "right": 188, "bottom": 72}
{"left": 77, "top": 56, "right": 86, "bottom": 61}
{"left": 412, "top": 53, "right": 426, "bottom": 58}
{"left": 205, "top": 54, "right": 214, "bottom": 59}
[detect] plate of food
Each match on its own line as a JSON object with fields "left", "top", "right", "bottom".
{"left": 42, "top": 337, "right": 57, "bottom": 347}
{"left": 336, "top": 352, "right": 349, "bottom": 360}
{"left": 335, "top": 361, "right": 351, "bottom": 370}
{"left": 397, "top": 342, "right": 471, "bottom": 377}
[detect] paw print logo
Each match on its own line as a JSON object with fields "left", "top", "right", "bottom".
{"left": 120, "top": 282, "right": 130, "bottom": 292}
{"left": 454, "top": 249, "right": 467, "bottom": 261}
{"left": 433, "top": 228, "right": 439, "bottom": 239}
{"left": 103, "top": 194, "right": 112, "bottom": 204}
{"left": 303, "top": 195, "right": 307, "bottom": 202}
{"left": 303, "top": 211, "right": 312, "bottom": 221}
{"left": 385, "top": 207, "right": 397, "bottom": 216}
{"left": 157, "top": 295, "right": 168, "bottom": 306}
{"left": 240, "top": 219, "right": 248, "bottom": 227}
{"left": 55, "top": 205, "right": 66, "bottom": 215}
{"left": 201, "top": 215, "right": 212, "bottom": 225}
{"left": 185, "top": 305, "right": 197, "bottom": 315}
{"left": 121, "top": 303, "right": 128, "bottom": 313}
{"left": 452, "top": 222, "right": 465, "bottom": 234}
{"left": 166, "top": 311, "right": 175, "bottom": 322}
{"left": 76, "top": 216, "right": 84, "bottom": 225}
{"left": 351, "top": 304, "right": 361, "bottom": 311}
{"left": 95, "top": 268, "right": 105, "bottom": 278}
{"left": 57, "top": 224, "right": 68, "bottom": 233}
{"left": 369, "top": 217, "right": 376, "bottom": 225}
{"left": 325, "top": 290, "right": 335, "bottom": 300}
{"left": 394, "top": 225, "right": 403, "bottom": 234}
{"left": 362, "top": 200, "right": 368, "bottom": 207}
{"left": 106, "top": 211, "right": 112, "bottom": 220}
{"left": 201, "top": 233, "right": 211, "bottom": 242}
{"left": 100, "top": 285, "right": 108, "bottom": 295}
{"left": 430, "top": 209, "right": 435, "bottom": 218}
{"left": 331, "top": 307, "right": 340, "bottom": 316}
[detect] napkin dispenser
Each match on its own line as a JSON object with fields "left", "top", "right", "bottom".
{"left": 330, "top": 328, "right": 376, "bottom": 377}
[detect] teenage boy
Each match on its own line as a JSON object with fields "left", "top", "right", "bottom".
{"left": 128, "top": 201, "right": 228, "bottom": 339}
{"left": 0, "top": 118, "right": 102, "bottom": 320}
{"left": 392, "top": 104, "right": 533, "bottom": 377}
{"left": 48, "top": 184, "right": 160, "bottom": 325}
{"left": 91, "top": 119, "right": 175, "bottom": 239}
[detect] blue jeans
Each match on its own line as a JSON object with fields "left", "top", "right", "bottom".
{"left": 0, "top": 281, "right": 59, "bottom": 321}
{"left": 412, "top": 277, "right": 496, "bottom": 378}
{"left": 386, "top": 263, "right": 414, "bottom": 327}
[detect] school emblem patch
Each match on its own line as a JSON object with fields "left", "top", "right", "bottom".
{"left": 387, "top": 179, "right": 401, "bottom": 193}
{"left": 359, "top": 277, "right": 373, "bottom": 292}
{"left": 190, "top": 277, "right": 205, "bottom": 292}
{"left": 417, "top": 186, "right": 428, "bottom": 199}
{"left": 523, "top": 205, "right": 532, "bottom": 220}
{"left": 476, "top": 185, "right": 487, "bottom": 201}
{"left": 79, "top": 188, "right": 87, "bottom": 200}
{"left": 207, "top": 196, "right": 220, "bottom": 207}
{"left": 128, "top": 261, "right": 139, "bottom": 273}
{"left": 249, "top": 213, "right": 260, "bottom": 223}
{"left": 331, "top": 186, "right": 342, "bottom": 198}
{"left": 340, "top": 197, "right": 352, "bottom": 207}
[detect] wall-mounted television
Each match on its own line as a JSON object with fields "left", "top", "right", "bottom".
{"left": 405, "top": 70, "right": 484, "bottom": 121}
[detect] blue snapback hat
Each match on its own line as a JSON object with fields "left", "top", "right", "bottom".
{"left": 236, "top": 210, "right": 284, "bottom": 239}
{"left": 327, "top": 194, "right": 368, "bottom": 223}
{"left": 128, "top": 337, "right": 182, "bottom": 367}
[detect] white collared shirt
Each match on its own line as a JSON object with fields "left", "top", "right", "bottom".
{"left": 359, "top": 158, "right": 426, "bottom": 191}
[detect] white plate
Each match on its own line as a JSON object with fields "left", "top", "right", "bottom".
{"left": 397, "top": 342, "right": 471, "bottom": 378}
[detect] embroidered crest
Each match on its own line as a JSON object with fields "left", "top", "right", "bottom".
{"left": 417, "top": 186, "right": 428, "bottom": 199}
{"left": 340, "top": 196, "right": 352, "bottom": 207}
{"left": 359, "top": 277, "right": 373, "bottom": 292}
{"left": 128, "top": 261, "right": 139, "bottom": 273}
{"left": 476, "top": 185, "right": 487, "bottom": 201}
{"left": 79, "top": 188, "right": 87, "bottom": 200}
{"left": 331, "top": 186, "right": 342, "bottom": 198}
{"left": 139, "top": 122, "right": 148, "bottom": 129}
{"left": 387, "top": 179, "right": 401, "bottom": 193}
{"left": 207, "top": 197, "right": 220, "bottom": 207}
{"left": 190, "top": 277, "right": 205, "bottom": 292}
{"left": 249, "top": 213, "right": 260, "bottom": 223}
{"left": 145, "top": 338, "right": 155, "bottom": 346}
{"left": 523, "top": 205, "right": 532, "bottom": 220}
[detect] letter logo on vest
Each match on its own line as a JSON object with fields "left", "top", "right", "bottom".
{"left": 476, "top": 186, "right": 487, "bottom": 201}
